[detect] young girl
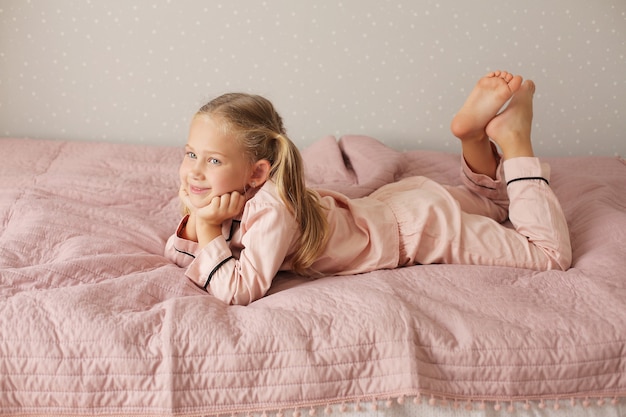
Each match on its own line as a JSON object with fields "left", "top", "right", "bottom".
{"left": 165, "top": 71, "right": 572, "bottom": 305}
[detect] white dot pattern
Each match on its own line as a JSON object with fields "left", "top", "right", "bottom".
{"left": 0, "top": 0, "right": 624, "bottom": 156}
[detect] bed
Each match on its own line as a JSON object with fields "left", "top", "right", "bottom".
{"left": 0, "top": 135, "right": 625, "bottom": 417}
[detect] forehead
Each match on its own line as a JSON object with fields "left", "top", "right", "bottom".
{"left": 187, "top": 115, "right": 240, "bottom": 153}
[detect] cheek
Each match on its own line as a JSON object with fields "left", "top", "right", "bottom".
{"left": 178, "top": 163, "right": 189, "bottom": 183}
{"left": 211, "top": 174, "right": 241, "bottom": 194}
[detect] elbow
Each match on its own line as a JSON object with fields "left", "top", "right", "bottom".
{"left": 209, "top": 281, "right": 264, "bottom": 306}
{"left": 545, "top": 246, "right": 572, "bottom": 271}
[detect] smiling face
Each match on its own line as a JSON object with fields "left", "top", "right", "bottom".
{"left": 179, "top": 115, "right": 254, "bottom": 208}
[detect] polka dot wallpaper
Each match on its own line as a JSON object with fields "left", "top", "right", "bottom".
{"left": 1, "top": 0, "right": 624, "bottom": 156}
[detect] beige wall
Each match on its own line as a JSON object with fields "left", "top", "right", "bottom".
{"left": 1, "top": 0, "right": 624, "bottom": 157}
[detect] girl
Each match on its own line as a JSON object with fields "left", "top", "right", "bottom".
{"left": 165, "top": 71, "right": 572, "bottom": 305}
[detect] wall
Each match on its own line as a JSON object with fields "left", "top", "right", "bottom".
{"left": 1, "top": 0, "right": 624, "bottom": 157}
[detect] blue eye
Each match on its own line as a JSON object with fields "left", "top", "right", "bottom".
{"left": 186, "top": 151, "right": 197, "bottom": 159}
{"left": 208, "top": 157, "right": 221, "bottom": 165}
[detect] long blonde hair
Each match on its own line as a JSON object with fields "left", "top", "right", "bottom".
{"left": 196, "top": 93, "right": 328, "bottom": 275}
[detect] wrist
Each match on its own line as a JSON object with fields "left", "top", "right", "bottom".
{"left": 178, "top": 214, "right": 197, "bottom": 242}
{"left": 196, "top": 220, "right": 223, "bottom": 249}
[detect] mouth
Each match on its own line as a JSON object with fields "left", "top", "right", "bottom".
{"left": 189, "top": 185, "right": 210, "bottom": 195}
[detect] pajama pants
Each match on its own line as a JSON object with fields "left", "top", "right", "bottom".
{"left": 369, "top": 155, "right": 572, "bottom": 270}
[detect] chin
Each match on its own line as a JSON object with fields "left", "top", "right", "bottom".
{"left": 189, "top": 193, "right": 211, "bottom": 207}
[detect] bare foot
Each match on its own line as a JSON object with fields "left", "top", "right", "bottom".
{"left": 450, "top": 70, "right": 523, "bottom": 142}
{"left": 485, "top": 80, "right": 536, "bottom": 160}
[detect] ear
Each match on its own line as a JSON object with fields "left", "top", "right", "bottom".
{"left": 248, "top": 159, "right": 271, "bottom": 188}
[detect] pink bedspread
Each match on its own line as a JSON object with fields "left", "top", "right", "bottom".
{"left": 0, "top": 136, "right": 625, "bottom": 415}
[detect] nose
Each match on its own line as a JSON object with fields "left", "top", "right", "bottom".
{"left": 188, "top": 159, "right": 204, "bottom": 180}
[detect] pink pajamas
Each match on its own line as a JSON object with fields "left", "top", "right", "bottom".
{"left": 165, "top": 155, "right": 572, "bottom": 305}
{"left": 372, "top": 156, "right": 571, "bottom": 270}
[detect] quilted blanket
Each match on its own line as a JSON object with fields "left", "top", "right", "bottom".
{"left": 0, "top": 136, "right": 625, "bottom": 416}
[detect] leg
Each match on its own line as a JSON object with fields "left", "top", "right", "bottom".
{"left": 451, "top": 71, "right": 523, "bottom": 179}
{"left": 485, "top": 80, "right": 571, "bottom": 269}
{"left": 444, "top": 78, "right": 571, "bottom": 270}
{"left": 390, "top": 179, "right": 571, "bottom": 270}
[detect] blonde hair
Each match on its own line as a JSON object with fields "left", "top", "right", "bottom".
{"left": 196, "top": 93, "right": 328, "bottom": 275}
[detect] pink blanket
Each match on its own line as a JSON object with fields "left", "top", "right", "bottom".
{"left": 0, "top": 136, "right": 625, "bottom": 415}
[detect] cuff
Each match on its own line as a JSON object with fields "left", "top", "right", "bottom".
{"left": 185, "top": 236, "right": 234, "bottom": 290}
{"left": 165, "top": 216, "right": 198, "bottom": 265}
{"left": 503, "top": 157, "right": 551, "bottom": 185}
{"left": 460, "top": 142, "right": 507, "bottom": 201}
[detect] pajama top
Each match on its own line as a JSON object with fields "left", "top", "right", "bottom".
{"left": 165, "top": 156, "right": 571, "bottom": 305}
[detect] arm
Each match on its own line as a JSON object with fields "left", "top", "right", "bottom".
{"left": 179, "top": 211, "right": 198, "bottom": 242}
{"left": 176, "top": 184, "right": 245, "bottom": 246}
{"left": 186, "top": 199, "right": 300, "bottom": 305}
{"left": 166, "top": 188, "right": 245, "bottom": 268}
{"left": 195, "top": 192, "right": 246, "bottom": 249}
{"left": 164, "top": 215, "right": 198, "bottom": 267}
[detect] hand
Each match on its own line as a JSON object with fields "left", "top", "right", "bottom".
{"left": 196, "top": 191, "right": 246, "bottom": 226}
{"left": 179, "top": 183, "right": 194, "bottom": 215}
{"left": 179, "top": 185, "right": 245, "bottom": 223}
{"left": 194, "top": 191, "right": 246, "bottom": 248}
{"left": 178, "top": 186, "right": 245, "bottom": 245}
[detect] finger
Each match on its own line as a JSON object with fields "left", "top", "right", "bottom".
{"left": 210, "top": 195, "right": 224, "bottom": 210}
{"left": 218, "top": 193, "right": 231, "bottom": 209}
{"left": 219, "top": 192, "right": 240, "bottom": 214}
{"left": 230, "top": 192, "right": 246, "bottom": 212}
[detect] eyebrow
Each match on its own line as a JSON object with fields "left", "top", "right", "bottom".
{"left": 184, "top": 144, "right": 228, "bottom": 158}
